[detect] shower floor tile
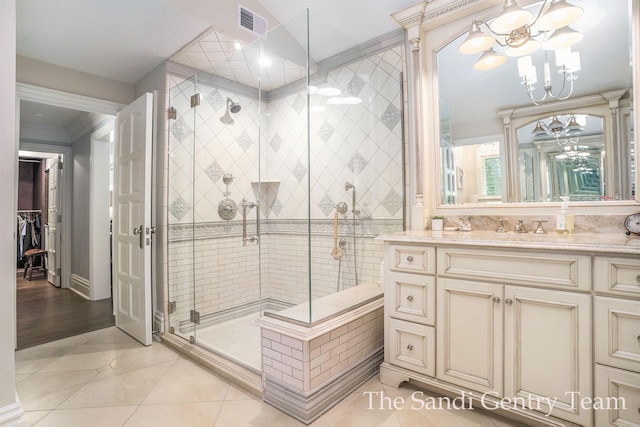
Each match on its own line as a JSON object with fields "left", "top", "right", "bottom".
{"left": 194, "top": 312, "right": 262, "bottom": 372}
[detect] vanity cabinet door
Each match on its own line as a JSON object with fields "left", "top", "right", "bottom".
{"left": 436, "top": 278, "right": 503, "bottom": 395}
{"left": 504, "top": 287, "right": 592, "bottom": 426}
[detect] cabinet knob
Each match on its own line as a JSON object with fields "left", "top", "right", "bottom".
{"left": 637, "top": 335, "right": 640, "bottom": 342}
{"left": 406, "top": 295, "right": 414, "bottom": 302}
{"left": 636, "top": 275, "right": 640, "bottom": 283}
{"left": 505, "top": 298, "right": 514, "bottom": 305}
{"left": 406, "top": 256, "right": 414, "bottom": 262}
{"left": 407, "top": 344, "right": 413, "bottom": 351}
{"left": 493, "top": 297, "right": 501, "bottom": 304}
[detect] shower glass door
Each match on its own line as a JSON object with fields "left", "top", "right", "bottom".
{"left": 167, "top": 75, "right": 197, "bottom": 344}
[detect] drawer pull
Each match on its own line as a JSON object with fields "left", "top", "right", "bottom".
{"left": 493, "top": 297, "right": 501, "bottom": 304}
{"left": 637, "top": 335, "right": 640, "bottom": 342}
{"left": 406, "top": 295, "right": 414, "bottom": 302}
{"left": 406, "top": 256, "right": 414, "bottom": 262}
{"left": 407, "top": 344, "right": 413, "bottom": 351}
{"left": 505, "top": 298, "right": 514, "bottom": 305}
{"left": 637, "top": 275, "right": 640, "bottom": 283}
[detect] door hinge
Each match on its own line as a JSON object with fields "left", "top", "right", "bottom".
{"left": 168, "top": 106, "right": 177, "bottom": 120}
{"left": 190, "top": 309, "right": 201, "bottom": 325}
{"left": 57, "top": 214, "right": 62, "bottom": 223}
{"left": 56, "top": 268, "right": 61, "bottom": 276}
{"left": 168, "top": 301, "right": 176, "bottom": 314}
{"left": 190, "top": 94, "right": 201, "bottom": 108}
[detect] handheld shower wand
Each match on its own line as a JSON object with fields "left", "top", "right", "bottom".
{"left": 344, "top": 182, "right": 359, "bottom": 286}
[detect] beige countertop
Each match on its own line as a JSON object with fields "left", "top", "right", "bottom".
{"left": 377, "top": 230, "right": 640, "bottom": 255}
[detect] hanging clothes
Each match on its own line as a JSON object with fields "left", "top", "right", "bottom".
{"left": 16, "top": 212, "right": 42, "bottom": 262}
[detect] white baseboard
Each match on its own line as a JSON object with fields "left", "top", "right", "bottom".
{"left": 69, "top": 273, "right": 90, "bottom": 300}
{"left": 0, "top": 393, "right": 24, "bottom": 426}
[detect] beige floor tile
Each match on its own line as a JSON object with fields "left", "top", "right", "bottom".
{"left": 38, "top": 330, "right": 98, "bottom": 347}
{"left": 82, "top": 327, "right": 139, "bottom": 346}
{"left": 22, "top": 410, "right": 49, "bottom": 427}
{"left": 224, "top": 384, "right": 260, "bottom": 401}
{"left": 14, "top": 345, "right": 75, "bottom": 374}
{"left": 39, "top": 346, "right": 128, "bottom": 372}
{"left": 17, "top": 370, "right": 97, "bottom": 411}
{"left": 143, "top": 362, "right": 229, "bottom": 404}
{"left": 33, "top": 406, "right": 138, "bottom": 427}
{"left": 214, "top": 399, "right": 305, "bottom": 427}
{"left": 311, "top": 386, "right": 402, "bottom": 427}
{"left": 110, "top": 342, "right": 181, "bottom": 371}
{"left": 125, "top": 402, "right": 223, "bottom": 427}
{"left": 58, "top": 365, "right": 170, "bottom": 408}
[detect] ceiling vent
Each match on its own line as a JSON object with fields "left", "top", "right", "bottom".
{"left": 239, "top": 5, "right": 267, "bottom": 37}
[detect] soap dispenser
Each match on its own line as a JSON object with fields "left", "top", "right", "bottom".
{"left": 556, "top": 196, "right": 574, "bottom": 233}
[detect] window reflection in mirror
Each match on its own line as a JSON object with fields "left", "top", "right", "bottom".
{"left": 442, "top": 139, "right": 503, "bottom": 204}
{"left": 517, "top": 114, "right": 604, "bottom": 202}
{"left": 434, "top": 0, "right": 633, "bottom": 205}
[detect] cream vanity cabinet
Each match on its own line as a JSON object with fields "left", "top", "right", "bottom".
{"left": 380, "top": 240, "right": 597, "bottom": 427}
{"left": 593, "top": 255, "right": 640, "bottom": 427}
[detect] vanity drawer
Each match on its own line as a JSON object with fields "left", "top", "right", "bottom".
{"left": 386, "top": 244, "right": 435, "bottom": 275}
{"left": 595, "top": 256, "right": 640, "bottom": 297}
{"left": 594, "top": 296, "right": 640, "bottom": 372}
{"left": 387, "top": 272, "right": 436, "bottom": 325}
{"left": 437, "top": 246, "right": 591, "bottom": 291}
{"left": 594, "top": 365, "right": 640, "bottom": 427}
{"left": 388, "top": 318, "right": 435, "bottom": 376}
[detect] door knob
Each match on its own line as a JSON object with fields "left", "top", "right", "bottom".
{"left": 133, "top": 225, "right": 144, "bottom": 249}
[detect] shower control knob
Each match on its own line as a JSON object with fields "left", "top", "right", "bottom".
{"left": 406, "top": 256, "right": 413, "bottom": 262}
{"left": 406, "top": 295, "right": 413, "bottom": 302}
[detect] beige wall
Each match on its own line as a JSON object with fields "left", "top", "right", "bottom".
{"left": 17, "top": 56, "right": 134, "bottom": 105}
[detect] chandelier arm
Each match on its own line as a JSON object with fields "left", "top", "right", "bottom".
{"left": 554, "top": 71, "right": 575, "bottom": 101}
{"left": 523, "top": 81, "right": 548, "bottom": 106}
{"left": 475, "top": 21, "right": 511, "bottom": 46}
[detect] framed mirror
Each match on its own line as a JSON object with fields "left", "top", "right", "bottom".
{"left": 426, "top": 0, "right": 635, "bottom": 209}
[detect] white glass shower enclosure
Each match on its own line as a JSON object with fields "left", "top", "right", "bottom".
{"left": 166, "top": 10, "right": 405, "bottom": 372}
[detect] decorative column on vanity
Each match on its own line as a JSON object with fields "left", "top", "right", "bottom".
{"left": 392, "top": 4, "right": 426, "bottom": 231}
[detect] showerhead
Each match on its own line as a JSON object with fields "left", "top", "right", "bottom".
{"left": 220, "top": 110, "right": 234, "bottom": 125}
{"left": 227, "top": 97, "right": 241, "bottom": 114}
{"left": 220, "top": 97, "right": 241, "bottom": 124}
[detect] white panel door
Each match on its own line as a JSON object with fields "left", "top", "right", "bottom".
{"left": 113, "top": 92, "right": 153, "bottom": 346}
{"left": 46, "top": 156, "right": 62, "bottom": 287}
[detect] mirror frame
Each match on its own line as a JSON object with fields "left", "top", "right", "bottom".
{"left": 420, "top": 0, "right": 639, "bottom": 216}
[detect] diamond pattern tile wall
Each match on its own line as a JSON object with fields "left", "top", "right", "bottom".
{"left": 168, "top": 46, "right": 404, "bottom": 223}
{"left": 169, "top": 196, "right": 192, "bottom": 221}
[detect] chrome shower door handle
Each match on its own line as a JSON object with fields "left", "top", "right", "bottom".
{"left": 133, "top": 225, "right": 144, "bottom": 249}
{"left": 242, "top": 199, "right": 259, "bottom": 246}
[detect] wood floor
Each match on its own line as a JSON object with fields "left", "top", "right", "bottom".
{"left": 16, "top": 272, "right": 115, "bottom": 349}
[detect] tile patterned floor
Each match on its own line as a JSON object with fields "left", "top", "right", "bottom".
{"left": 15, "top": 327, "right": 525, "bottom": 426}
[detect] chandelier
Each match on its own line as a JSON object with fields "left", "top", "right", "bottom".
{"left": 532, "top": 114, "right": 584, "bottom": 145}
{"left": 458, "top": 0, "right": 584, "bottom": 105}
{"left": 555, "top": 144, "right": 592, "bottom": 171}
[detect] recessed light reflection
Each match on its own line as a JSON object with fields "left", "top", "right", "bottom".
{"left": 259, "top": 54, "right": 272, "bottom": 68}
{"left": 234, "top": 41, "right": 242, "bottom": 50}
{"left": 317, "top": 87, "right": 341, "bottom": 97}
{"left": 326, "top": 96, "right": 362, "bottom": 105}
{"left": 310, "top": 105, "right": 326, "bottom": 113}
